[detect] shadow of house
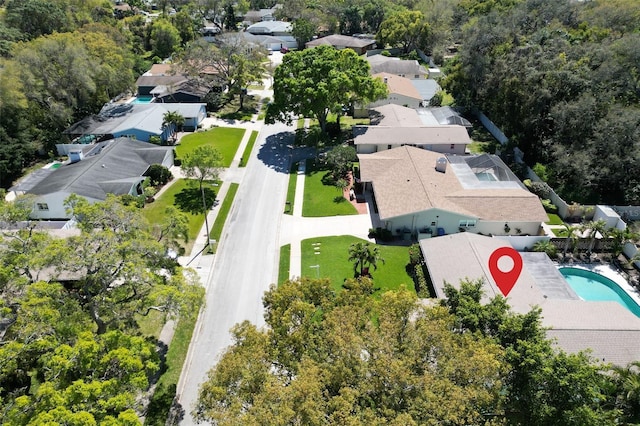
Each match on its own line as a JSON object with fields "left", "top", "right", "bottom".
{"left": 11, "top": 137, "right": 174, "bottom": 219}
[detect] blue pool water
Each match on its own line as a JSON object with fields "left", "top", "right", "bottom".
{"left": 475, "top": 172, "right": 497, "bottom": 181}
{"left": 559, "top": 267, "right": 640, "bottom": 317}
{"left": 132, "top": 95, "right": 154, "bottom": 104}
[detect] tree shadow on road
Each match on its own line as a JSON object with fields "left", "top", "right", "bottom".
{"left": 257, "top": 131, "right": 296, "bottom": 173}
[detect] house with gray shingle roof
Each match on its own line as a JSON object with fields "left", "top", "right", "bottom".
{"left": 420, "top": 232, "right": 640, "bottom": 366}
{"left": 358, "top": 146, "right": 547, "bottom": 237}
{"left": 11, "top": 137, "right": 173, "bottom": 219}
{"left": 366, "top": 55, "right": 429, "bottom": 79}
{"left": 305, "top": 34, "right": 376, "bottom": 54}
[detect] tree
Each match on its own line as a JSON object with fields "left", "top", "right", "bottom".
{"left": 162, "top": 110, "right": 185, "bottom": 143}
{"left": 181, "top": 145, "right": 223, "bottom": 247}
{"left": 266, "top": 45, "right": 387, "bottom": 133}
{"left": 377, "top": 10, "right": 430, "bottom": 54}
{"left": 292, "top": 18, "right": 316, "bottom": 47}
{"left": 580, "top": 219, "right": 608, "bottom": 260}
{"left": 561, "top": 224, "right": 580, "bottom": 262}
{"left": 4, "top": 0, "right": 69, "bottom": 39}
{"left": 325, "top": 144, "right": 357, "bottom": 179}
{"left": 348, "top": 241, "right": 384, "bottom": 277}
{"left": 61, "top": 194, "right": 203, "bottom": 334}
{"left": 533, "top": 239, "right": 558, "bottom": 258}
{"left": 150, "top": 18, "right": 181, "bottom": 59}
{"left": 609, "top": 227, "right": 639, "bottom": 258}
{"left": 176, "top": 36, "right": 267, "bottom": 108}
{"left": 146, "top": 164, "right": 173, "bottom": 187}
{"left": 194, "top": 278, "right": 507, "bottom": 424}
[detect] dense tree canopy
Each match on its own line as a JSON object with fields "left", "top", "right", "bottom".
{"left": 442, "top": 0, "right": 640, "bottom": 204}
{"left": 266, "top": 45, "right": 387, "bottom": 132}
{"left": 196, "top": 277, "right": 640, "bottom": 424}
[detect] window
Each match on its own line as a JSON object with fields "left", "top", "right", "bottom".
{"left": 450, "top": 144, "right": 455, "bottom": 150}
{"left": 458, "top": 220, "right": 476, "bottom": 228}
{"left": 36, "top": 203, "right": 49, "bottom": 211}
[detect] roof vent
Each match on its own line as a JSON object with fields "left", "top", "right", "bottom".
{"left": 435, "top": 157, "right": 447, "bottom": 173}
{"left": 69, "top": 150, "right": 84, "bottom": 164}
{"left": 383, "top": 77, "right": 388, "bottom": 84}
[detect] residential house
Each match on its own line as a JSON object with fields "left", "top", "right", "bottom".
{"left": 354, "top": 73, "right": 423, "bottom": 117}
{"left": 152, "top": 80, "right": 212, "bottom": 104}
{"left": 353, "top": 125, "right": 470, "bottom": 155}
{"left": 420, "top": 232, "right": 640, "bottom": 366}
{"left": 246, "top": 20, "right": 292, "bottom": 36}
{"left": 63, "top": 103, "right": 207, "bottom": 145}
{"left": 358, "top": 146, "right": 547, "bottom": 237}
{"left": 365, "top": 55, "right": 429, "bottom": 79}
{"left": 305, "top": 34, "right": 376, "bottom": 55}
{"left": 11, "top": 137, "right": 173, "bottom": 219}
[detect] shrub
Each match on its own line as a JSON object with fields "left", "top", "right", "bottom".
{"left": 146, "top": 164, "right": 172, "bottom": 186}
{"left": 529, "top": 181, "right": 552, "bottom": 199}
{"left": 414, "top": 264, "right": 429, "bottom": 298}
{"left": 541, "top": 199, "right": 558, "bottom": 214}
{"left": 408, "top": 243, "right": 422, "bottom": 265}
{"left": 532, "top": 162, "right": 549, "bottom": 182}
{"left": 149, "top": 135, "right": 162, "bottom": 145}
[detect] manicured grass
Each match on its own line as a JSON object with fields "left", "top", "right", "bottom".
{"left": 297, "top": 117, "right": 305, "bottom": 129}
{"left": 239, "top": 130, "right": 258, "bottom": 167}
{"left": 300, "top": 236, "right": 415, "bottom": 297}
{"left": 278, "top": 244, "right": 291, "bottom": 285}
{"left": 546, "top": 213, "right": 564, "bottom": 225}
{"left": 209, "top": 183, "right": 239, "bottom": 253}
{"left": 284, "top": 162, "right": 298, "bottom": 215}
{"left": 308, "top": 114, "right": 370, "bottom": 129}
{"left": 176, "top": 127, "right": 245, "bottom": 167}
{"left": 553, "top": 228, "right": 569, "bottom": 237}
{"left": 144, "top": 310, "right": 200, "bottom": 425}
{"left": 142, "top": 179, "right": 218, "bottom": 255}
{"left": 302, "top": 160, "right": 357, "bottom": 217}
{"left": 136, "top": 310, "right": 165, "bottom": 339}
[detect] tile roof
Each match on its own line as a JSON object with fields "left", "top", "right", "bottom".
{"left": 358, "top": 146, "right": 547, "bottom": 222}
{"left": 373, "top": 72, "right": 422, "bottom": 100}
{"left": 12, "top": 137, "right": 172, "bottom": 200}
{"left": 419, "top": 233, "right": 640, "bottom": 366}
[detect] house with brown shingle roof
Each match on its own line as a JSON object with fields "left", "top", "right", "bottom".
{"left": 305, "top": 34, "right": 376, "bottom": 54}
{"left": 354, "top": 73, "right": 423, "bottom": 117}
{"left": 358, "top": 146, "right": 547, "bottom": 237}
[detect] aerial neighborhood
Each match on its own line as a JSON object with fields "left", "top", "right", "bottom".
{"left": 2, "top": 0, "right": 640, "bottom": 424}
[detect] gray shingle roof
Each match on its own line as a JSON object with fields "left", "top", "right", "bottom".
{"left": 366, "top": 55, "right": 429, "bottom": 77}
{"left": 420, "top": 233, "right": 640, "bottom": 365}
{"left": 13, "top": 137, "right": 172, "bottom": 200}
{"left": 306, "top": 34, "right": 376, "bottom": 49}
{"left": 353, "top": 125, "right": 471, "bottom": 146}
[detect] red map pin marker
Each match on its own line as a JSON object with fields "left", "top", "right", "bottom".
{"left": 488, "top": 247, "right": 522, "bottom": 297}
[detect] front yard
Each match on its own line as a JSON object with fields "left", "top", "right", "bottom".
{"left": 302, "top": 160, "right": 358, "bottom": 217}
{"left": 176, "top": 127, "right": 245, "bottom": 167}
{"left": 299, "top": 235, "right": 416, "bottom": 297}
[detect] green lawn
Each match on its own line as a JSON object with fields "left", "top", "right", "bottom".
{"left": 284, "top": 162, "right": 298, "bottom": 215}
{"left": 142, "top": 179, "right": 218, "bottom": 255}
{"left": 144, "top": 310, "right": 201, "bottom": 425}
{"left": 278, "top": 244, "right": 291, "bottom": 285}
{"left": 302, "top": 160, "right": 357, "bottom": 217}
{"left": 300, "top": 236, "right": 415, "bottom": 297}
{"left": 209, "top": 183, "right": 239, "bottom": 253}
{"left": 308, "top": 114, "right": 370, "bottom": 129}
{"left": 239, "top": 130, "right": 258, "bottom": 167}
{"left": 546, "top": 213, "right": 564, "bottom": 225}
{"left": 176, "top": 127, "right": 245, "bottom": 167}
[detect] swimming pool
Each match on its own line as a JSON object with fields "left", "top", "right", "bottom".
{"left": 131, "top": 95, "right": 154, "bottom": 104}
{"left": 475, "top": 171, "right": 497, "bottom": 181}
{"left": 559, "top": 267, "right": 640, "bottom": 317}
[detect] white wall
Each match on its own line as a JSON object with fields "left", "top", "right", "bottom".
{"left": 494, "top": 235, "right": 550, "bottom": 251}
{"left": 356, "top": 143, "right": 467, "bottom": 155}
{"left": 475, "top": 220, "right": 542, "bottom": 237}
{"left": 593, "top": 205, "right": 621, "bottom": 229}
{"left": 369, "top": 93, "right": 421, "bottom": 109}
{"left": 28, "top": 192, "right": 104, "bottom": 219}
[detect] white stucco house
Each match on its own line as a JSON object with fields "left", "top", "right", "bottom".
{"left": 355, "top": 73, "right": 423, "bottom": 117}
{"left": 358, "top": 146, "right": 547, "bottom": 238}
{"left": 11, "top": 137, "right": 173, "bottom": 219}
{"left": 353, "top": 125, "right": 470, "bottom": 155}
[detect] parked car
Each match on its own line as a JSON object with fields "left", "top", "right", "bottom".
{"left": 280, "top": 47, "right": 290, "bottom": 53}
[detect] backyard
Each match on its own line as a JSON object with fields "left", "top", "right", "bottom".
{"left": 176, "top": 127, "right": 245, "bottom": 167}
{"left": 299, "top": 235, "right": 416, "bottom": 297}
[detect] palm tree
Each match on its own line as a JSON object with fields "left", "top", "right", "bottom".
{"left": 612, "top": 361, "right": 640, "bottom": 421}
{"left": 580, "top": 219, "right": 608, "bottom": 261}
{"left": 609, "top": 227, "right": 639, "bottom": 258}
{"left": 348, "top": 242, "right": 385, "bottom": 277}
{"left": 561, "top": 224, "right": 580, "bottom": 262}
{"left": 533, "top": 240, "right": 557, "bottom": 259}
{"left": 162, "top": 111, "right": 185, "bottom": 143}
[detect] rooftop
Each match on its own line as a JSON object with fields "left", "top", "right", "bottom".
{"left": 373, "top": 72, "right": 422, "bottom": 100}
{"left": 420, "top": 232, "right": 640, "bottom": 366}
{"left": 358, "top": 146, "right": 547, "bottom": 222}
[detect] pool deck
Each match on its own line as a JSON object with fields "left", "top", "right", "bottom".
{"left": 421, "top": 232, "right": 640, "bottom": 366}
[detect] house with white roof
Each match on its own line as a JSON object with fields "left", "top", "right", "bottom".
{"left": 63, "top": 103, "right": 206, "bottom": 146}
{"left": 358, "top": 146, "right": 547, "bottom": 237}
{"left": 11, "top": 137, "right": 173, "bottom": 219}
{"left": 420, "top": 232, "right": 640, "bottom": 366}
{"left": 365, "top": 55, "right": 429, "bottom": 79}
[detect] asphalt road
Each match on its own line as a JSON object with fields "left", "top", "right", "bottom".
{"left": 176, "top": 121, "right": 295, "bottom": 424}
